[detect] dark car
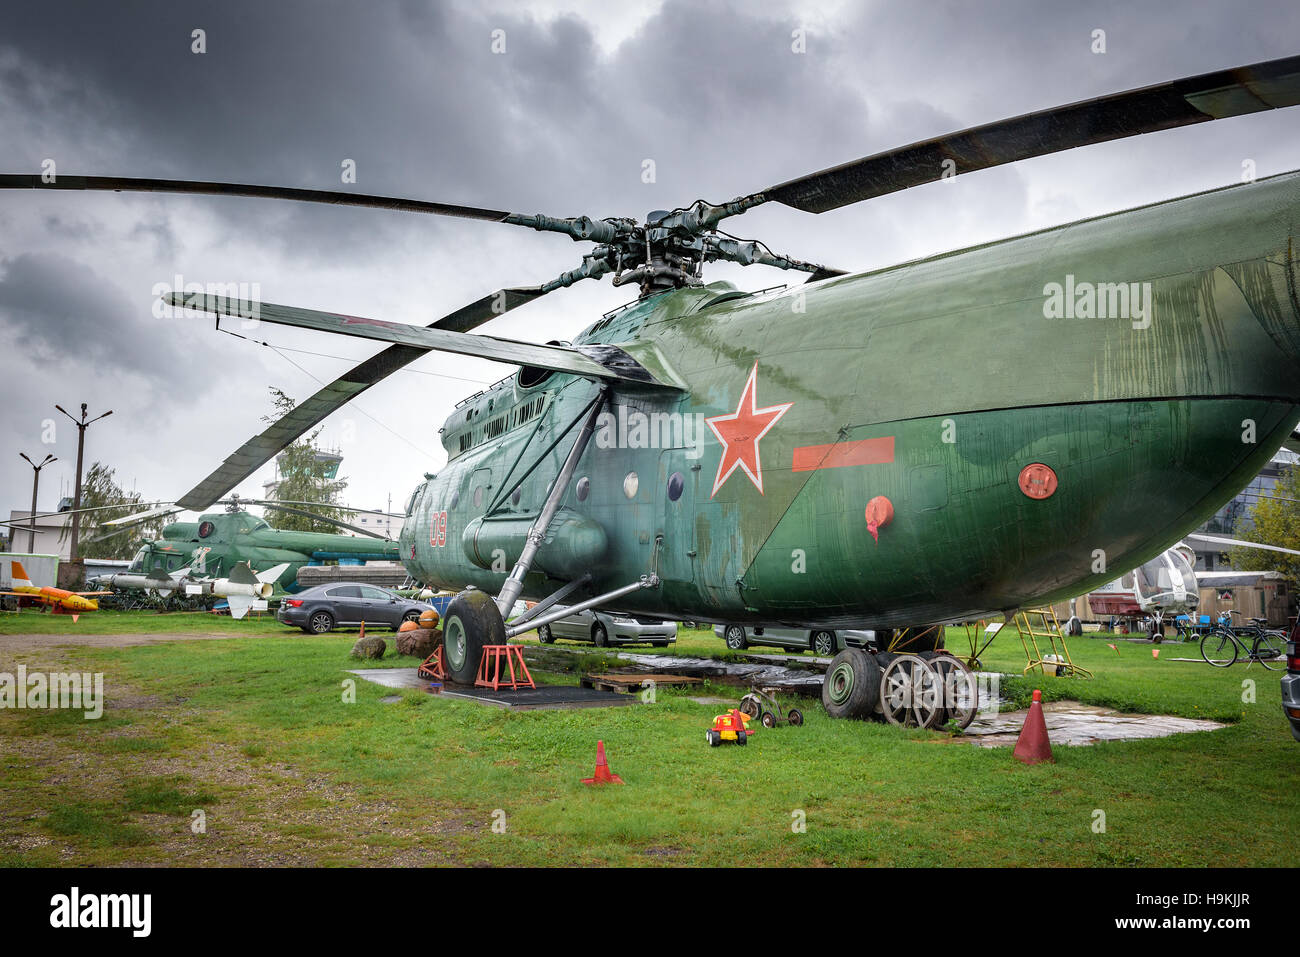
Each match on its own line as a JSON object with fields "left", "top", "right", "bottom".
{"left": 278, "top": 583, "right": 430, "bottom": 634}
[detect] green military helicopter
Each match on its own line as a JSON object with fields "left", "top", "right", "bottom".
{"left": 9, "top": 55, "right": 1300, "bottom": 717}
{"left": 9, "top": 495, "right": 402, "bottom": 593}
{"left": 107, "top": 499, "right": 402, "bottom": 593}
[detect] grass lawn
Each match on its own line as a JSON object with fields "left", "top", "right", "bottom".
{"left": 0, "top": 611, "right": 1296, "bottom": 867}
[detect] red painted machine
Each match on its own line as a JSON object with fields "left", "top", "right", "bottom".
{"left": 706, "top": 709, "right": 753, "bottom": 747}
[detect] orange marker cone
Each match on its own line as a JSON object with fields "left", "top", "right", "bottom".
{"left": 1152, "top": 648, "right": 1160, "bottom": 659}
{"left": 581, "top": 740, "right": 624, "bottom": 785}
{"left": 1013, "top": 689, "right": 1054, "bottom": 765}
{"left": 359, "top": 620, "right": 366, "bottom": 639}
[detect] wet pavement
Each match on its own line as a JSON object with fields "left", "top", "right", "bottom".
{"left": 965, "top": 701, "right": 1225, "bottom": 747}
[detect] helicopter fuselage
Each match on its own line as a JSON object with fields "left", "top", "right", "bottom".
{"left": 401, "top": 170, "right": 1300, "bottom": 629}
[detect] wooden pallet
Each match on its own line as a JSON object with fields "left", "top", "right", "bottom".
{"left": 581, "top": 673, "right": 704, "bottom": 694}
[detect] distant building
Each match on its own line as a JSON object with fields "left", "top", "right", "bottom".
{"left": 5, "top": 508, "right": 72, "bottom": 560}
{"left": 1191, "top": 447, "right": 1298, "bottom": 571}
{"left": 261, "top": 446, "right": 344, "bottom": 499}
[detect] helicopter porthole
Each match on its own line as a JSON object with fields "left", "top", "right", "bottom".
{"left": 576, "top": 476, "right": 590, "bottom": 502}
{"left": 623, "top": 472, "right": 639, "bottom": 499}
{"left": 198, "top": 521, "right": 214, "bottom": 538}
{"left": 667, "top": 472, "right": 684, "bottom": 501}
{"left": 473, "top": 486, "right": 484, "bottom": 508}
{"left": 510, "top": 487, "right": 521, "bottom": 506}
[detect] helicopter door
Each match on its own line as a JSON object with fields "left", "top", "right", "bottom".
{"left": 655, "top": 450, "right": 696, "bottom": 583}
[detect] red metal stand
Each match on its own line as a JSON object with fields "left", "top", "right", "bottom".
{"left": 417, "top": 645, "right": 447, "bottom": 681}
{"left": 475, "top": 644, "right": 535, "bottom": 690}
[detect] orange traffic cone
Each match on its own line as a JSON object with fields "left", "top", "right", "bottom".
{"left": 1013, "top": 689, "right": 1054, "bottom": 765}
{"left": 1152, "top": 648, "right": 1160, "bottom": 659}
{"left": 581, "top": 740, "right": 624, "bottom": 785}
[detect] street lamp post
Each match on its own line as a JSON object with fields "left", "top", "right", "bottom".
{"left": 55, "top": 403, "right": 112, "bottom": 563}
{"left": 18, "top": 452, "right": 57, "bottom": 553}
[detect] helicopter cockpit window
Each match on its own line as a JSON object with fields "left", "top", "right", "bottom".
{"left": 128, "top": 548, "right": 148, "bottom": 573}
{"left": 405, "top": 484, "right": 425, "bottom": 516}
{"left": 1136, "top": 556, "right": 1174, "bottom": 594}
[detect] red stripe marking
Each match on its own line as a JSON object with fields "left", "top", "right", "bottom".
{"left": 791, "top": 436, "right": 895, "bottom": 472}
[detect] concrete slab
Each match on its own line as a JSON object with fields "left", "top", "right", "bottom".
{"left": 966, "top": 700, "right": 1225, "bottom": 747}
{"left": 348, "top": 668, "right": 637, "bottom": 711}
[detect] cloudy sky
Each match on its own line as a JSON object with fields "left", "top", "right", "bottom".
{"left": 2, "top": 0, "right": 1298, "bottom": 534}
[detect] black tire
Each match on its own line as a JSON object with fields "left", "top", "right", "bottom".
{"left": 1253, "top": 632, "right": 1285, "bottom": 670}
{"left": 592, "top": 623, "right": 610, "bottom": 647}
{"left": 787, "top": 709, "right": 804, "bottom": 726}
{"left": 537, "top": 624, "right": 554, "bottom": 644}
{"left": 738, "top": 695, "right": 762, "bottom": 720}
{"left": 707, "top": 730, "right": 721, "bottom": 747}
{"left": 724, "top": 625, "right": 747, "bottom": 650}
{"left": 1200, "top": 630, "right": 1237, "bottom": 668}
{"left": 821, "top": 649, "right": 882, "bottom": 720}
{"left": 735, "top": 728, "right": 748, "bottom": 746}
{"left": 401, "top": 610, "right": 421, "bottom": 625}
{"left": 442, "top": 590, "right": 506, "bottom": 684}
{"left": 761, "top": 711, "right": 776, "bottom": 729}
{"left": 308, "top": 610, "right": 334, "bottom": 634}
{"left": 812, "top": 631, "right": 836, "bottom": 656}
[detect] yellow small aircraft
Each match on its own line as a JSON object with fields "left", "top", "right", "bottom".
{"left": 1, "top": 561, "right": 112, "bottom": 618}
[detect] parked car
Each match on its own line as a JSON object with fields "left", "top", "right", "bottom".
{"left": 535, "top": 607, "right": 676, "bottom": 647}
{"left": 1283, "top": 626, "right": 1300, "bottom": 742}
{"left": 278, "top": 583, "right": 430, "bottom": 634}
{"left": 713, "top": 624, "right": 878, "bottom": 656}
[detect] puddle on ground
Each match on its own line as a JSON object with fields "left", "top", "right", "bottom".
{"left": 966, "top": 701, "right": 1225, "bottom": 747}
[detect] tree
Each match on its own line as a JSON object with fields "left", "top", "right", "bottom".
{"left": 261, "top": 388, "right": 353, "bottom": 534}
{"left": 60, "top": 462, "right": 166, "bottom": 559}
{"left": 1228, "top": 464, "right": 1300, "bottom": 583}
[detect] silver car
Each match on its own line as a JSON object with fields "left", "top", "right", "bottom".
{"left": 713, "top": 624, "right": 877, "bottom": 656}
{"left": 536, "top": 607, "right": 677, "bottom": 648}
{"left": 1283, "top": 634, "right": 1300, "bottom": 742}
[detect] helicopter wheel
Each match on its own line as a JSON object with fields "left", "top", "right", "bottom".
{"left": 880, "top": 655, "right": 944, "bottom": 729}
{"left": 821, "top": 649, "right": 881, "bottom": 720}
{"left": 928, "top": 654, "right": 979, "bottom": 730}
{"left": 441, "top": 590, "right": 506, "bottom": 684}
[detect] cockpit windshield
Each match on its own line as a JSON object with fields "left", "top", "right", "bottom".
{"left": 1135, "top": 556, "right": 1174, "bottom": 595}
{"left": 128, "top": 547, "right": 149, "bottom": 573}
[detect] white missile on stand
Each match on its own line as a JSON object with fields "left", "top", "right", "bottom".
{"left": 185, "top": 562, "right": 289, "bottom": 619}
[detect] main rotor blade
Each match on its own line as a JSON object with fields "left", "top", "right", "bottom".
{"left": 175, "top": 285, "right": 547, "bottom": 510}
{"left": 1187, "top": 533, "right": 1300, "bottom": 557}
{"left": 752, "top": 54, "right": 1300, "bottom": 215}
{"left": 0, "top": 173, "right": 587, "bottom": 235}
{"left": 227, "top": 498, "right": 403, "bottom": 518}
{"left": 167, "top": 291, "right": 681, "bottom": 391}
{"left": 256, "top": 502, "right": 391, "bottom": 541}
{"left": 0, "top": 501, "right": 174, "bottom": 528}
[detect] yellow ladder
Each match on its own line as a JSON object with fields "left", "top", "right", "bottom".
{"left": 1013, "top": 608, "right": 1091, "bottom": 678}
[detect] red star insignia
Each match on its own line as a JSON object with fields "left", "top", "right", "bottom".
{"left": 705, "top": 363, "right": 793, "bottom": 497}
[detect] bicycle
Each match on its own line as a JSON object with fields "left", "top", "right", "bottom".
{"left": 1199, "top": 612, "right": 1286, "bottom": 669}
